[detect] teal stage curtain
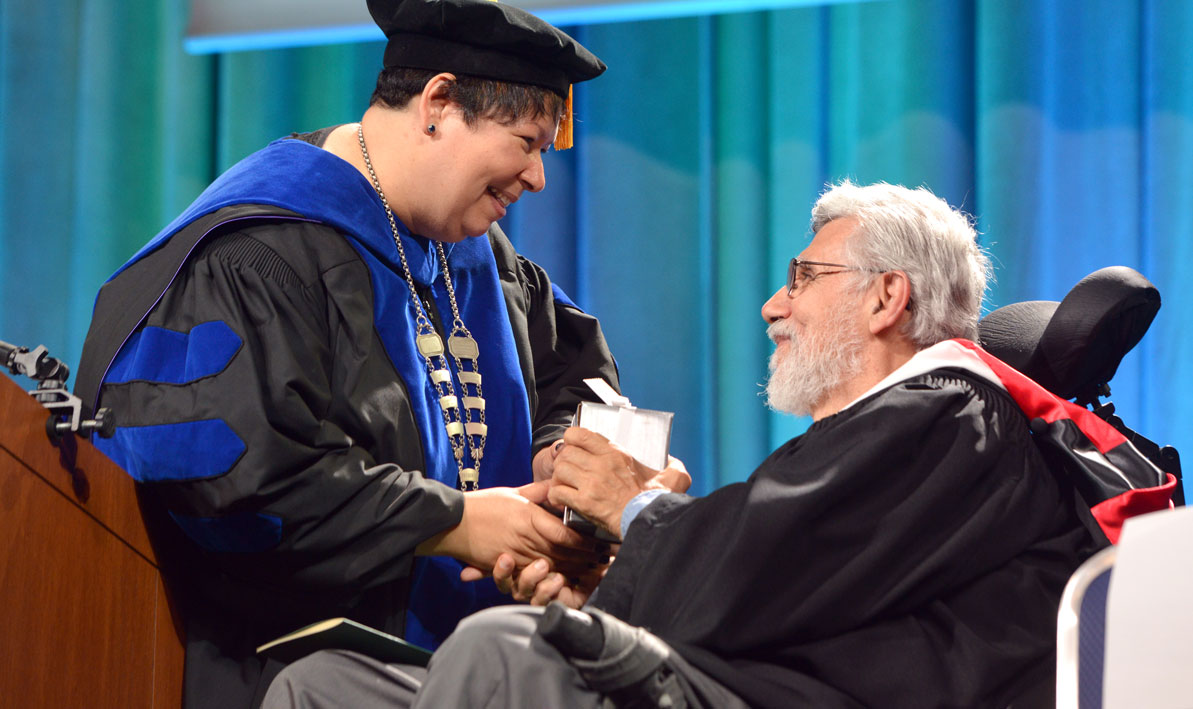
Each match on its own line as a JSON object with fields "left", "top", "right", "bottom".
{"left": 3, "top": 0, "right": 1191, "bottom": 496}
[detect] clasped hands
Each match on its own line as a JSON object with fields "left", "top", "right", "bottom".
{"left": 455, "top": 426, "right": 690, "bottom": 608}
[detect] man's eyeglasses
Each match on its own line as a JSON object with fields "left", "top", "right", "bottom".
{"left": 786, "top": 258, "right": 874, "bottom": 296}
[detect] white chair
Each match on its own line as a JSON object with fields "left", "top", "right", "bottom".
{"left": 1056, "top": 507, "right": 1193, "bottom": 709}
{"left": 1056, "top": 545, "right": 1116, "bottom": 708}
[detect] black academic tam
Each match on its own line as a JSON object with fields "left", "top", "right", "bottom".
{"left": 368, "top": 0, "right": 606, "bottom": 98}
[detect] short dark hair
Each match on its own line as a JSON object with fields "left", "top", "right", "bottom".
{"left": 370, "top": 67, "right": 566, "bottom": 126}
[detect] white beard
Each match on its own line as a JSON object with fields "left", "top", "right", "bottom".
{"left": 765, "top": 298, "right": 866, "bottom": 417}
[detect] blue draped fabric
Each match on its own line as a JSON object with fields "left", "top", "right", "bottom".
{"left": 3, "top": 0, "right": 1191, "bottom": 497}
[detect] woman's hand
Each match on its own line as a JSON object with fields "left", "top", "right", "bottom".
{"left": 484, "top": 552, "right": 607, "bottom": 608}
{"left": 456, "top": 481, "right": 611, "bottom": 607}
{"left": 532, "top": 439, "right": 566, "bottom": 483}
{"left": 416, "top": 485, "right": 599, "bottom": 574}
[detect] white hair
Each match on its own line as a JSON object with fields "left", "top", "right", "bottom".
{"left": 810, "top": 180, "right": 991, "bottom": 346}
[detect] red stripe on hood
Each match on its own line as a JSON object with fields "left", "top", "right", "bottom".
{"left": 952, "top": 339, "right": 1128, "bottom": 454}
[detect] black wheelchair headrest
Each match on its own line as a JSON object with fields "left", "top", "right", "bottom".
{"left": 978, "top": 266, "right": 1160, "bottom": 402}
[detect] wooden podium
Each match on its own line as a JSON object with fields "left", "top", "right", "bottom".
{"left": 0, "top": 374, "right": 184, "bottom": 707}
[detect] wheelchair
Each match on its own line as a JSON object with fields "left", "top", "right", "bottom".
{"left": 538, "top": 265, "right": 1182, "bottom": 709}
{"left": 978, "top": 265, "right": 1183, "bottom": 507}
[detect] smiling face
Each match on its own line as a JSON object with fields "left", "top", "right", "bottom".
{"left": 762, "top": 217, "right": 870, "bottom": 417}
{"left": 762, "top": 217, "right": 865, "bottom": 348}
{"left": 410, "top": 107, "right": 558, "bottom": 242}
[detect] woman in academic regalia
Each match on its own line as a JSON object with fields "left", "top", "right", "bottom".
{"left": 72, "top": 1, "right": 646, "bottom": 706}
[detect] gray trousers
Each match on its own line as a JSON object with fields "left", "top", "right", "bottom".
{"left": 262, "top": 606, "right": 745, "bottom": 708}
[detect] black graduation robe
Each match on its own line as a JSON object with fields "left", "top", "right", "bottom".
{"left": 590, "top": 346, "right": 1106, "bottom": 708}
{"left": 74, "top": 130, "right": 618, "bottom": 707}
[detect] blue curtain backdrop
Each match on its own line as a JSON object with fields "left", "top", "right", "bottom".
{"left": 2, "top": 0, "right": 1190, "bottom": 496}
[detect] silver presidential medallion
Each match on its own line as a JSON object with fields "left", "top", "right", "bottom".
{"left": 358, "top": 123, "right": 488, "bottom": 491}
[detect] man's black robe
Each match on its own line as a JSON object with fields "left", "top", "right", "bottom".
{"left": 591, "top": 356, "right": 1106, "bottom": 708}
{"left": 74, "top": 130, "right": 619, "bottom": 707}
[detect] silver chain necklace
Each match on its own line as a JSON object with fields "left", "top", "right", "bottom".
{"left": 357, "top": 123, "right": 486, "bottom": 491}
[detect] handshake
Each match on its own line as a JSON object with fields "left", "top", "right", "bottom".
{"left": 421, "top": 426, "right": 690, "bottom": 610}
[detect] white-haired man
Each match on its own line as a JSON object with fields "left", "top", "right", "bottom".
{"left": 266, "top": 181, "right": 1106, "bottom": 708}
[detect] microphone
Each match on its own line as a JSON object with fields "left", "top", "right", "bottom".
{"left": 1, "top": 340, "right": 70, "bottom": 382}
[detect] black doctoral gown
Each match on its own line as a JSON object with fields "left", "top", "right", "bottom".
{"left": 590, "top": 356, "right": 1106, "bottom": 708}
{"left": 74, "top": 130, "right": 619, "bottom": 707}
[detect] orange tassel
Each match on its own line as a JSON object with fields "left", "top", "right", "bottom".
{"left": 555, "top": 85, "right": 574, "bottom": 151}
